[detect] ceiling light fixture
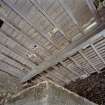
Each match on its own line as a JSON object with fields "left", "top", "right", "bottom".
{"left": 84, "top": 21, "right": 97, "bottom": 31}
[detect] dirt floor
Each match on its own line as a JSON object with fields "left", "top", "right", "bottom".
{"left": 65, "top": 68, "right": 105, "bottom": 105}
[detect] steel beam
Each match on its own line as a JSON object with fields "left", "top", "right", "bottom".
{"left": 58, "top": 0, "right": 85, "bottom": 35}
{"left": 0, "top": 42, "right": 34, "bottom": 70}
{"left": 0, "top": 15, "right": 52, "bottom": 55}
{"left": 54, "top": 67, "right": 70, "bottom": 84}
{"left": 53, "top": 66, "right": 72, "bottom": 83}
{"left": 0, "top": 60, "right": 26, "bottom": 79}
{"left": 2, "top": 0, "right": 60, "bottom": 49}
{"left": 79, "top": 50, "right": 99, "bottom": 73}
{"left": 47, "top": 71, "right": 66, "bottom": 84}
{"left": 29, "top": 0, "right": 71, "bottom": 43}
{"left": 0, "top": 52, "right": 30, "bottom": 72}
{"left": 60, "top": 62, "right": 79, "bottom": 81}
{"left": 60, "top": 61, "right": 80, "bottom": 78}
{"left": 91, "top": 44, "right": 105, "bottom": 64}
{"left": 0, "top": 28, "right": 40, "bottom": 65}
{"left": 21, "top": 30, "right": 105, "bottom": 82}
{"left": 70, "top": 57, "right": 89, "bottom": 74}
{"left": 0, "top": 15, "right": 47, "bottom": 61}
{"left": 0, "top": 69, "right": 18, "bottom": 79}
